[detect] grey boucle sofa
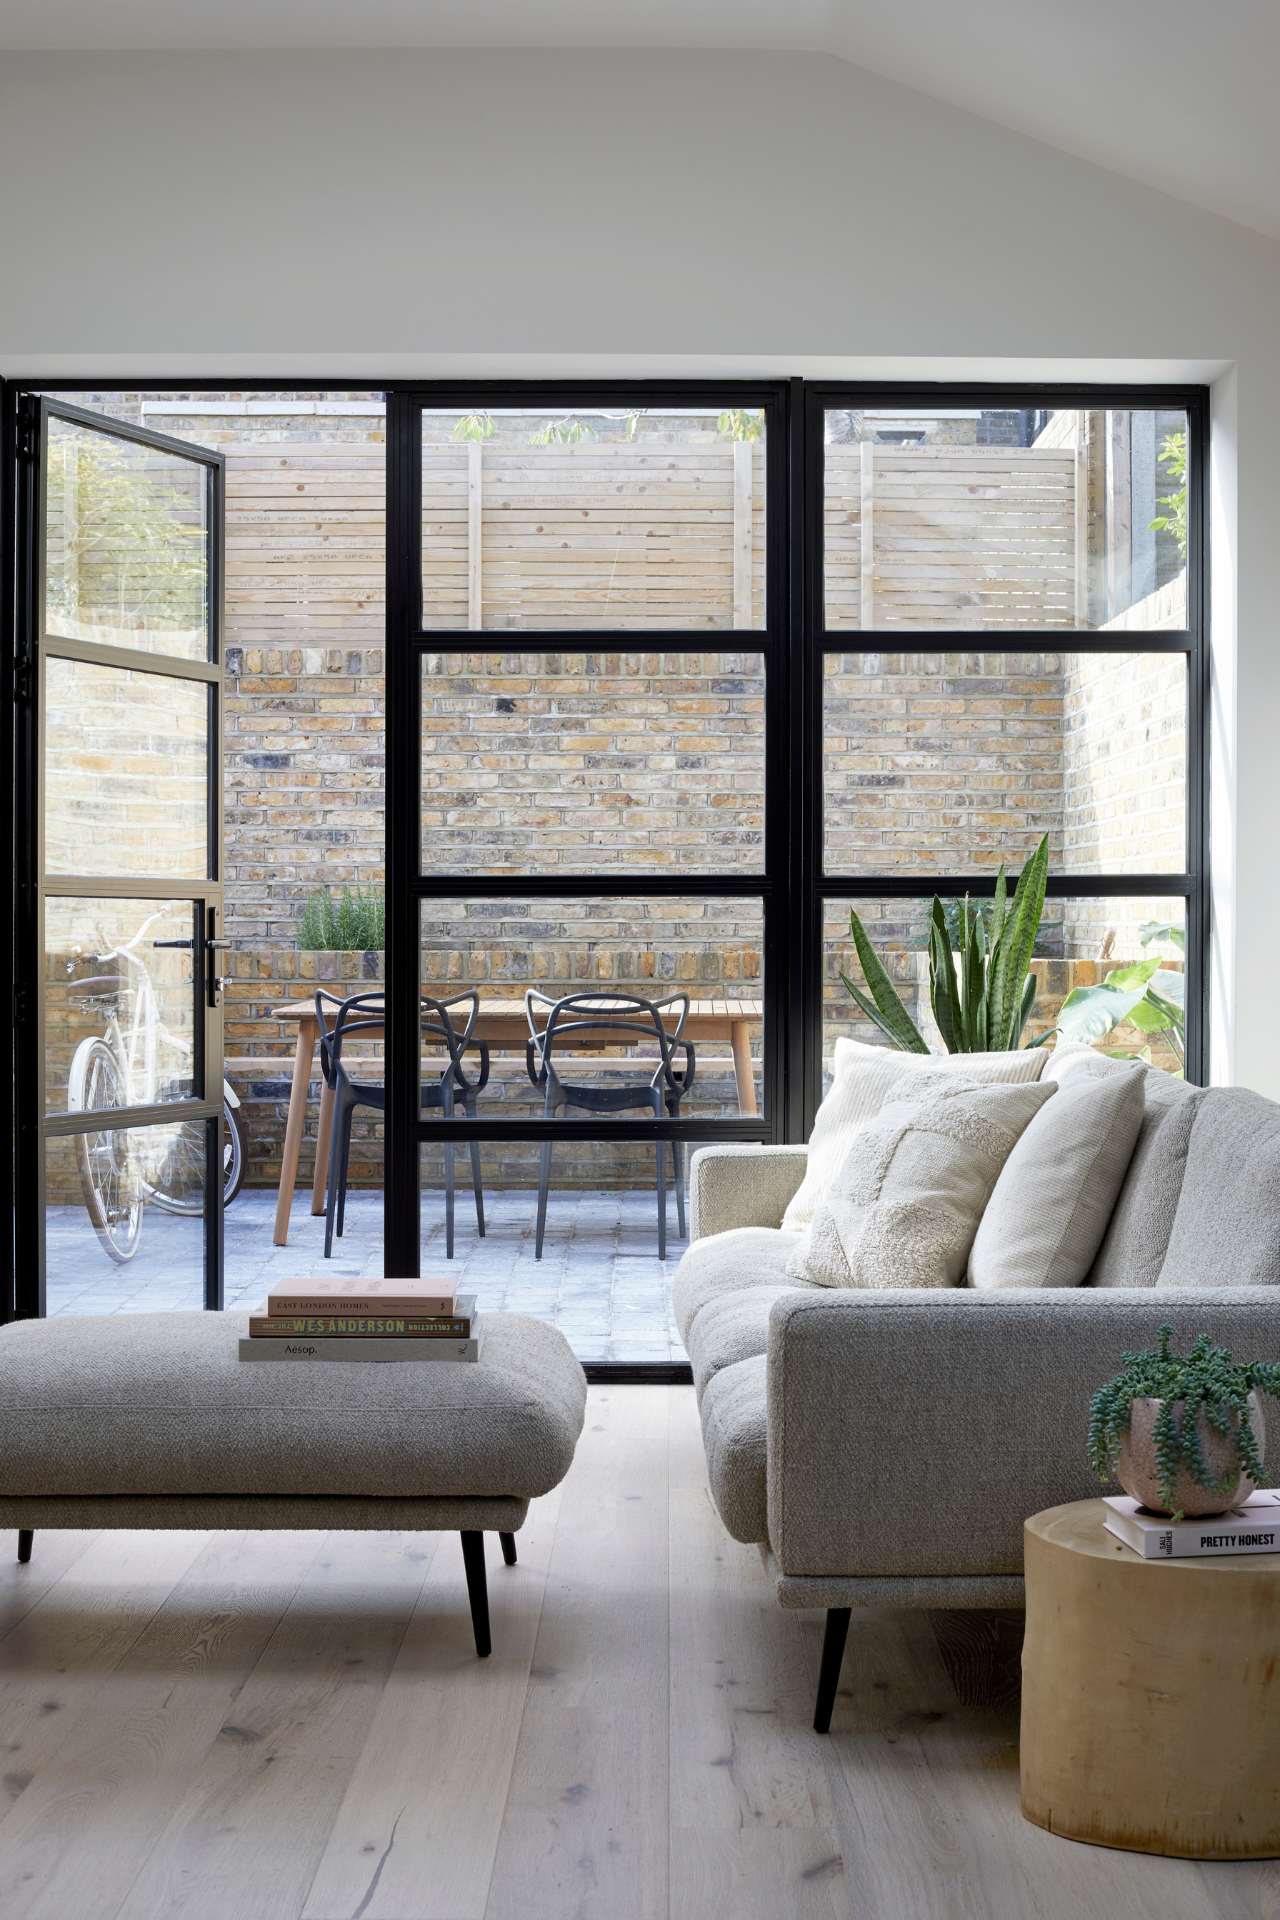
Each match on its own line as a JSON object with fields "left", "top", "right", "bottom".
{"left": 674, "top": 1063, "right": 1280, "bottom": 1728}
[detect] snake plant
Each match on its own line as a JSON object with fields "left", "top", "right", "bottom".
{"left": 841, "top": 834, "right": 1050, "bottom": 1054}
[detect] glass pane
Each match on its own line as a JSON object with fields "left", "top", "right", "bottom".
{"left": 823, "top": 650, "right": 1185, "bottom": 876}
{"left": 45, "top": 655, "right": 208, "bottom": 877}
{"left": 422, "top": 407, "right": 766, "bottom": 630}
{"left": 419, "top": 1138, "right": 686, "bottom": 1364}
{"left": 420, "top": 648, "right": 765, "bottom": 873}
{"left": 45, "top": 416, "right": 209, "bottom": 660}
{"left": 1035, "top": 896, "right": 1186, "bottom": 1078}
{"left": 419, "top": 896, "right": 764, "bottom": 1117}
{"left": 46, "top": 1122, "right": 207, "bottom": 1314}
{"left": 824, "top": 407, "right": 1188, "bottom": 631}
{"left": 45, "top": 898, "right": 199, "bottom": 1116}
{"left": 822, "top": 892, "right": 1186, "bottom": 1087}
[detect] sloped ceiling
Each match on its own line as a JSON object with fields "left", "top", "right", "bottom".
{"left": 0, "top": 1, "right": 1277, "bottom": 239}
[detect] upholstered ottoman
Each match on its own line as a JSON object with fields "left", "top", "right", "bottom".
{"left": 0, "top": 1309, "right": 587, "bottom": 1656}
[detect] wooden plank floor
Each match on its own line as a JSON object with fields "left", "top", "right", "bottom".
{"left": 0, "top": 1387, "right": 1274, "bottom": 1920}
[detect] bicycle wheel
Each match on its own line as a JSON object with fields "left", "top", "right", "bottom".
{"left": 150, "top": 1099, "right": 248, "bottom": 1214}
{"left": 68, "top": 1038, "right": 144, "bottom": 1263}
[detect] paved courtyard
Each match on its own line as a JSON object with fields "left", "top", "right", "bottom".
{"left": 45, "top": 1186, "right": 691, "bottom": 1363}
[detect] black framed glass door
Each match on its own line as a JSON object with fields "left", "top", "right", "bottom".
{"left": 383, "top": 385, "right": 792, "bottom": 1288}
{"left": 12, "top": 396, "right": 227, "bottom": 1316}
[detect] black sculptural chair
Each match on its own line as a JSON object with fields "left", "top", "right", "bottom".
{"left": 316, "top": 987, "right": 489, "bottom": 1259}
{"left": 524, "top": 990, "right": 694, "bottom": 1260}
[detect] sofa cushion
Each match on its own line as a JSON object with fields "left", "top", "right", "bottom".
{"left": 968, "top": 1067, "right": 1145, "bottom": 1290}
{"left": 779, "top": 1037, "right": 1048, "bottom": 1234}
{"left": 0, "top": 1310, "right": 587, "bottom": 1499}
{"left": 672, "top": 1226, "right": 805, "bottom": 1347}
{"left": 700, "top": 1353, "right": 768, "bottom": 1545}
{"left": 1159, "top": 1089, "right": 1280, "bottom": 1287}
{"left": 687, "top": 1285, "right": 799, "bottom": 1402}
{"left": 1043, "top": 1040, "right": 1137, "bottom": 1085}
{"left": 1089, "top": 1071, "right": 1204, "bottom": 1287}
{"left": 786, "top": 1075, "right": 1056, "bottom": 1291}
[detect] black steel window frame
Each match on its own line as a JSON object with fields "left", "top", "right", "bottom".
{"left": 2, "top": 374, "right": 1212, "bottom": 1325}
{"left": 8, "top": 390, "right": 228, "bottom": 1318}
{"left": 383, "top": 382, "right": 793, "bottom": 1276}
{"left": 799, "top": 381, "right": 1210, "bottom": 1132}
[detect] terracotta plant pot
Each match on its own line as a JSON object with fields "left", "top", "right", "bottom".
{"left": 1117, "top": 1393, "right": 1265, "bottom": 1516}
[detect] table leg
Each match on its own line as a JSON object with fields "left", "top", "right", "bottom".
{"left": 730, "top": 1021, "right": 758, "bottom": 1117}
{"left": 273, "top": 1017, "right": 317, "bottom": 1247}
{"left": 311, "top": 1082, "right": 335, "bottom": 1216}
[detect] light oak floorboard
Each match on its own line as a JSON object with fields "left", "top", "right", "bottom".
{"left": 670, "top": 1830, "right": 852, "bottom": 1920}
{"left": 668, "top": 1388, "right": 838, "bottom": 1838}
{"left": 0, "top": 1530, "right": 327, "bottom": 1920}
{"left": 807, "top": 1603, "right": 1235, "bottom": 1920}
{"left": 111, "top": 1530, "right": 438, "bottom": 1920}
{"left": 0, "top": 1531, "right": 212, "bottom": 1827}
{"left": 301, "top": 1489, "right": 563, "bottom": 1920}
{"left": 0, "top": 1531, "right": 102, "bottom": 1648}
{"left": 483, "top": 1385, "right": 670, "bottom": 1920}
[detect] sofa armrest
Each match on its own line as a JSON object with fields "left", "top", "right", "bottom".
{"left": 766, "top": 1287, "right": 1280, "bottom": 1580}
{"left": 688, "top": 1144, "right": 809, "bottom": 1241}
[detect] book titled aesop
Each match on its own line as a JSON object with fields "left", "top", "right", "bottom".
{"left": 1103, "top": 1490, "right": 1280, "bottom": 1559}
{"left": 266, "top": 1278, "right": 459, "bottom": 1317}
{"left": 239, "top": 1333, "right": 484, "bottom": 1364}
{"left": 248, "top": 1296, "right": 477, "bottom": 1339}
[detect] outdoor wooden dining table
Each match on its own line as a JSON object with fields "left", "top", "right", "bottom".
{"left": 266, "top": 996, "right": 763, "bottom": 1247}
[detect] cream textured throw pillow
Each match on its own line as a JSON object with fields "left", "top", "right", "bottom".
{"left": 967, "top": 1066, "right": 1146, "bottom": 1290}
{"left": 785, "top": 1075, "right": 1057, "bottom": 1291}
{"left": 780, "top": 1037, "right": 1049, "bottom": 1235}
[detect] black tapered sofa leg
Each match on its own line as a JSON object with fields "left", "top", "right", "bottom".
{"left": 813, "top": 1607, "right": 852, "bottom": 1733}
{"left": 460, "top": 1530, "right": 491, "bottom": 1657}
{"left": 17, "top": 1530, "right": 33, "bottom": 1564}
{"left": 499, "top": 1531, "right": 517, "bottom": 1566}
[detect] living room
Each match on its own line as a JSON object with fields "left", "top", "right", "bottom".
{"left": 2, "top": 7, "right": 1278, "bottom": 1918}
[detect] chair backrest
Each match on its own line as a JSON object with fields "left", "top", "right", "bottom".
{"left": 525, "top": 990, "right": 691, "bottom": 1093}
{"left": 314, "top": 987, "right": 487, "bottom": 1092}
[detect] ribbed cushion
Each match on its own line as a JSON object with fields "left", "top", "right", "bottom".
{"left": 1159, "top": 1089, "right": 1280, "bottom": 1287}
{"left": 0, "top": 1311, "right": 587, "bottom": 1499}
{"left": 700, "top": 1354, "right": 768, "bottom": 1545}
{"left": 687, "top": 1285, "right": 800, "bottom": 1403}
{"left": 672, "top": 1226, "right": 805, "bottom": 1347}
{"left": 1089, "top": 1071, "right": 1203, "bottom": 1287}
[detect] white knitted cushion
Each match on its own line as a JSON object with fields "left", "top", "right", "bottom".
{"left": 780, "top": 1037, "right": 1049, "bottom": 1234}
{"left": 968, "top": 1066, "right": 1146, "bottom": 1290}
{"left": 785, "top": 1075, "right": 1057, "bottom": 1291}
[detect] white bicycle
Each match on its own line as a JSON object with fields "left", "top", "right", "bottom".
{"left": 63, "top": 913, "right": 246, "bottom": 1262}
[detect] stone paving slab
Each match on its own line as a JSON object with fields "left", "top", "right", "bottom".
{"left": 44, "top": 1187, "right": 689, "bottom": 1363}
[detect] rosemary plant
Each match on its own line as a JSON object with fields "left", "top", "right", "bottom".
{"left": 1088, "top": 1326, "right": 1280, "bottom": 1521}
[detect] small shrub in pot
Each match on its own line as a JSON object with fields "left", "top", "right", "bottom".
{"left": 1088, "top": 1326, "right": 1280, "bottom": 1522}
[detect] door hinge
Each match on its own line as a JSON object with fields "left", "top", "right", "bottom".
{"left": 16, "top": 401, "right": 38, "bottom": 462}
{"left": 12, "top": 983, "right": 31, "bottom": 1029}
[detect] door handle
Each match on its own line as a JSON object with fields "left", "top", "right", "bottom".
{"left": 206, "top": 910, "right": 230, "bottom": 1008}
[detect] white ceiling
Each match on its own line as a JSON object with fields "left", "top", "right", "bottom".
{"left": 2, "top": 0, "right": 1277, "bottom": 240}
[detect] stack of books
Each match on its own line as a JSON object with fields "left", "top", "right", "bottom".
{"left": 238, "top": 1277, "right": 482, "bottom": 1363}
{"left": 1103, "top": 1489, "right": 1280, "bottom": 1559}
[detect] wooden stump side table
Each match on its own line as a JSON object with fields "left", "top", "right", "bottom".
{"left": 1021, "top": 1500, "right": 1280, "bottom": 1859}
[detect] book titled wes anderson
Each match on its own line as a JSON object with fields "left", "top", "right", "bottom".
{"left": 248, "top": 1295, "right": 478, "bottom": 1339}
{"left": 1103, "top": 1489, "right": 1280, "bottom": 1559}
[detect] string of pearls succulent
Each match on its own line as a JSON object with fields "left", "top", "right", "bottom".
{"left": 1088, "top": 1325, "right": 1280, "bottom": 1522}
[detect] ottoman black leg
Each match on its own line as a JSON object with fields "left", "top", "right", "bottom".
{"left": 17, "top": 1530, "right": 33, "bottom": 1564}
{"left": 499, "top": 1532, "right": 517, "bottom": 1566}
{"left": 813, "top": 1607, "right": 851, "bottom": 1733}
{"left": 460, "top": 1531, "right": 491, "bottom": 1658}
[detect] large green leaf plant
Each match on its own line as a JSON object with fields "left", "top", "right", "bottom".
{"left": 840, "top": 835, "right": 1050, "bottom": 1054}
{"left": 1052, "top": 921, "right": 1185, "bottom": 1073}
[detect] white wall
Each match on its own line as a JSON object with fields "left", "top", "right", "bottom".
{"left": 1, "top": 49, "right": 1275, "bottom": 1090}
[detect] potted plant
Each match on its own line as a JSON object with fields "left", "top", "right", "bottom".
{"left": 1088, "top": 1326, "right": 1280, "bottom": 1521}
{"left": 840, "top": 834, "right": 1049, "bottom": 1053}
